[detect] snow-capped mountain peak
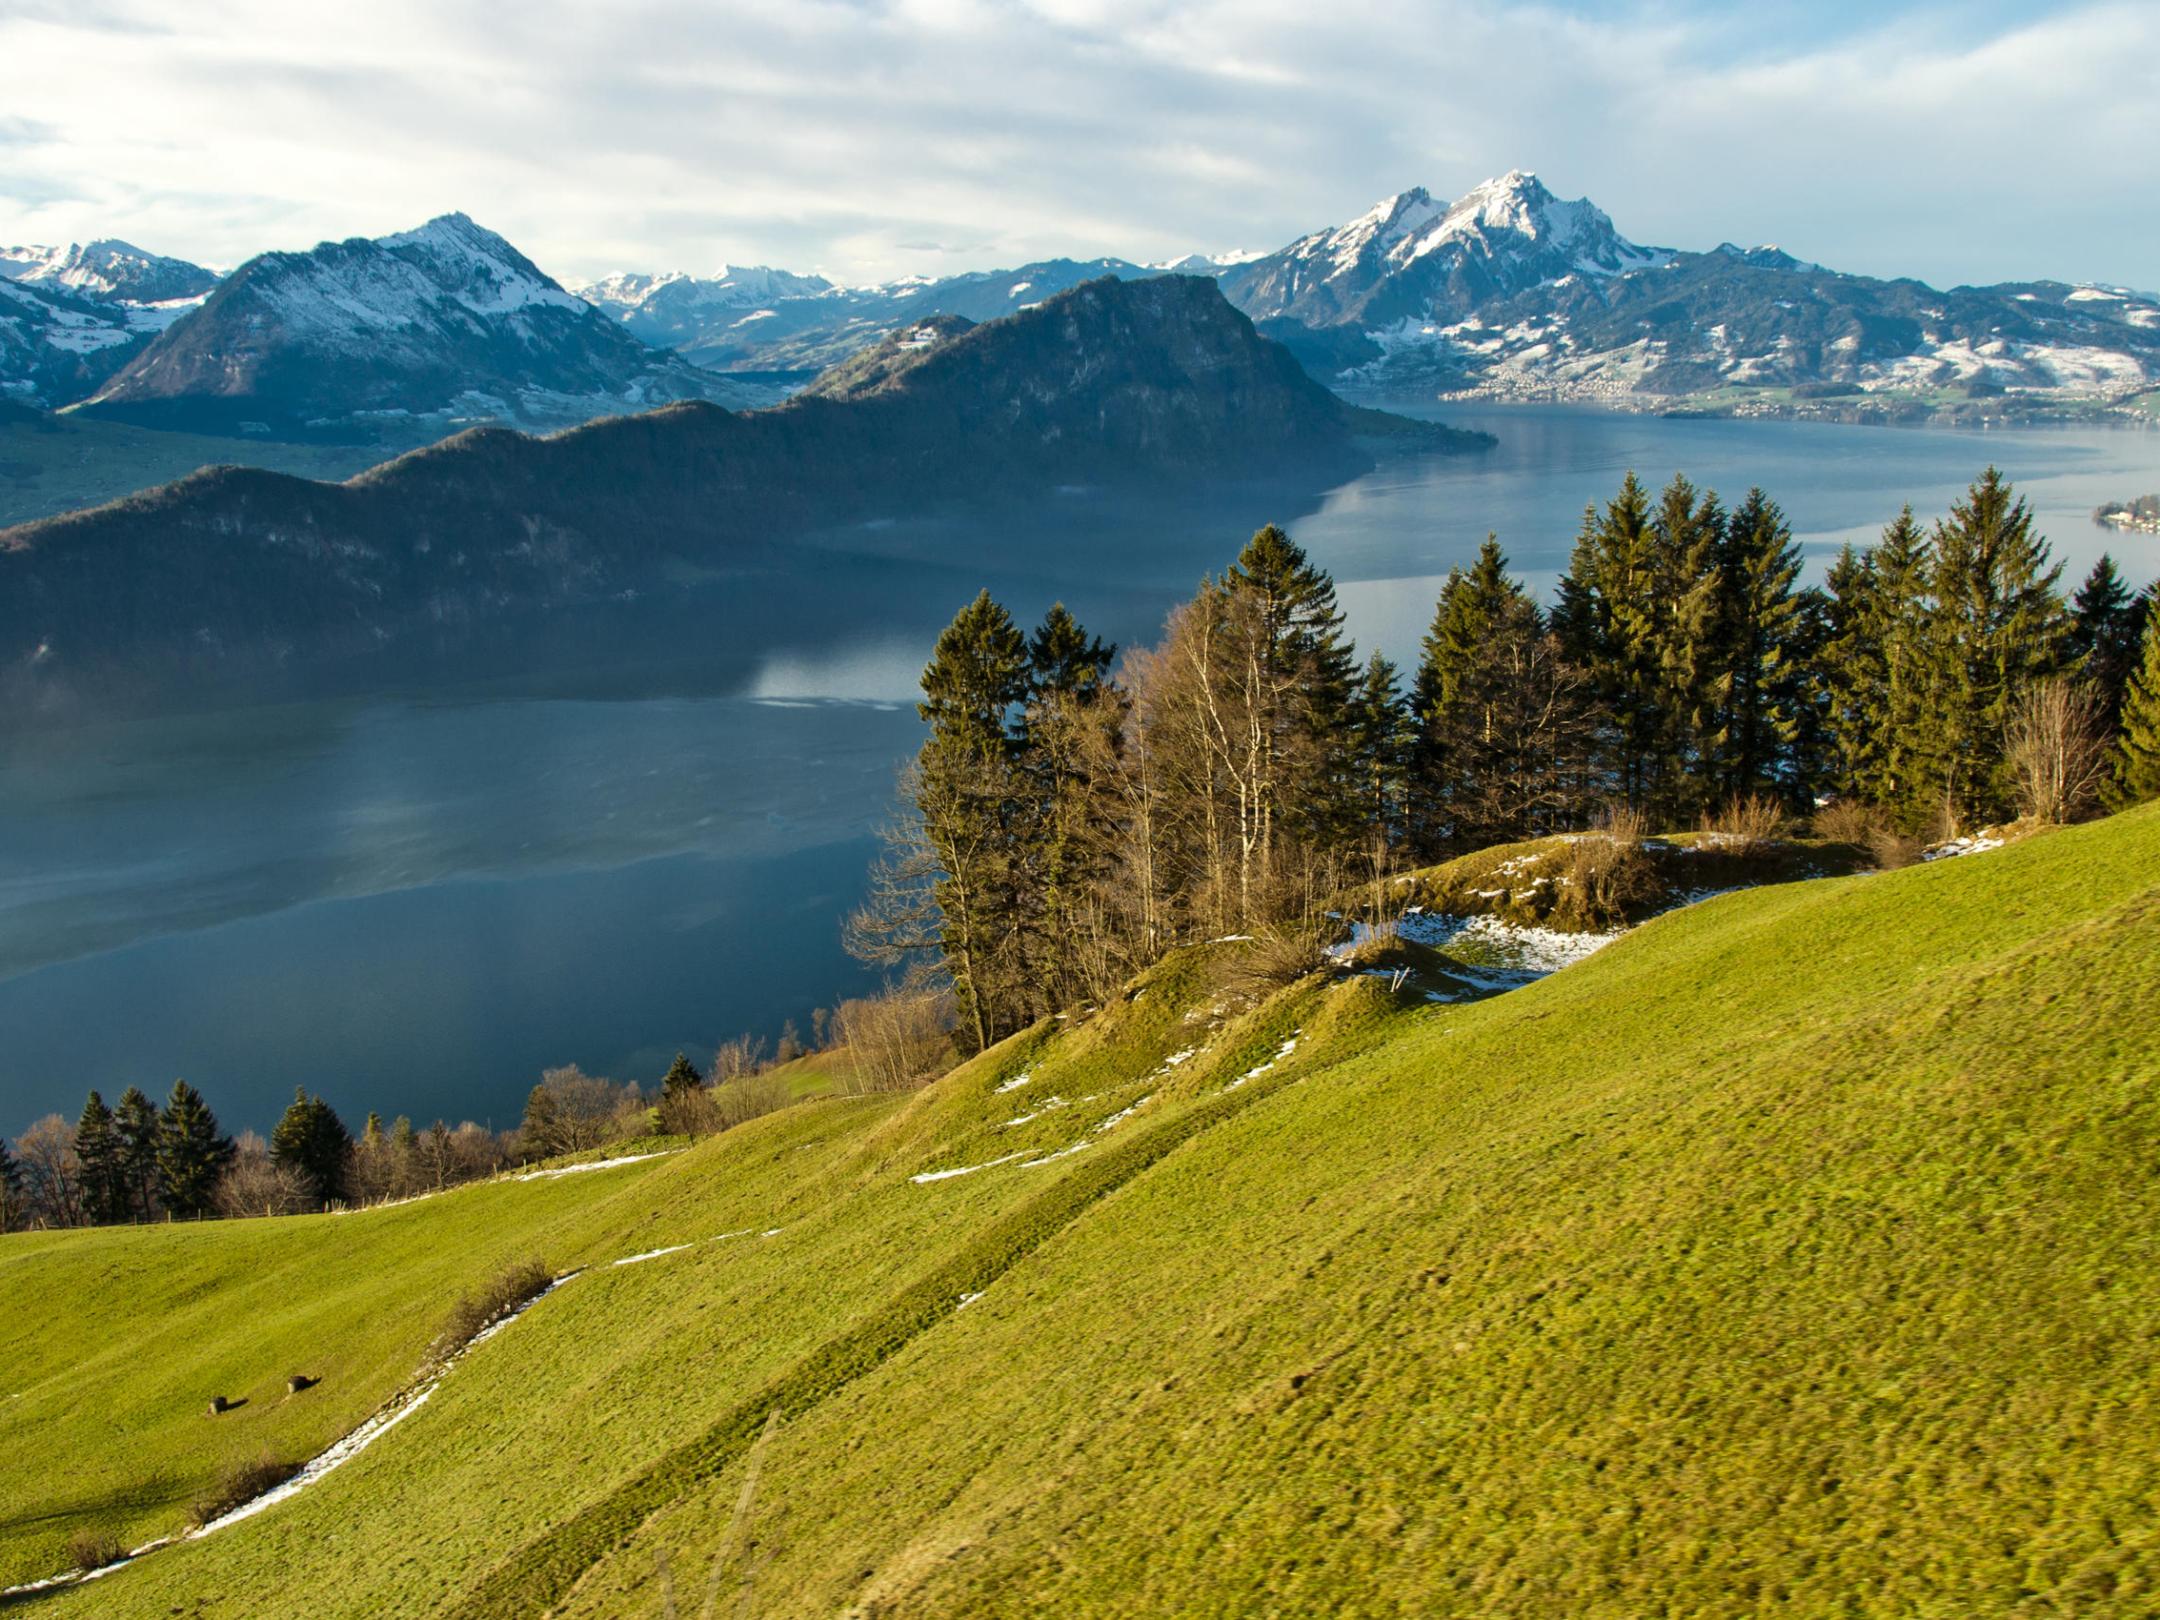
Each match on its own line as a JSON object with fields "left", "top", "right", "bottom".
{"left": 0, "top": 238, "right": 219, "bottom": 304}
{"left": 375, "top": 212, "right": 582, "bottom": 318}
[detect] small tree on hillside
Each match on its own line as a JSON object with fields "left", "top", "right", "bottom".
{"left": 75, "top": 1091, "right": 128, "bottom": 1226}
{"left": 156, "top": 1080, "right": 234, "bottom": 1220}
{"left": 2107, "top": 608, "right": 2160, "bottom": 807}
{"left": 270, "top": 1088, "right": 353, "bottom": 1209}
{"left": 519, "top": 1084, "right": 562, "bottom": 1161}
{"left": 113, "top": 1086, "right": 162, "bottom": 1222}
{"left": 0, "top": 1135, "right": 25, "bottom": 1234}
{"left": 2005, "top": 678, "right": 2110, "bottom": 824}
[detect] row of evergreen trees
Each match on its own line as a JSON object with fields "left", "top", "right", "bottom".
{"left": 856, "top": 468, "right": 2160, "bottom": 1053}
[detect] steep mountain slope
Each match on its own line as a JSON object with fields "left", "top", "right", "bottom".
{"left": 0, "top": 239, "right": 219, "bottom": 304}
{"left": 1219, "top": 172, "right": 2160, "bottom": 415}
{"left": 1219, "top": 169, "right": 1669, "bottom": 330}
{"left": 0, "top": 275, "right": 1469, "bottom": 699}
{"left": 77, "top": 214, "right": 763, "bottom": 439}
{"left": 0, "top": 274, "right": 203, "bottom": 410}
{"left": 10, "top": 806, "right": 2158, "bottom": 1616}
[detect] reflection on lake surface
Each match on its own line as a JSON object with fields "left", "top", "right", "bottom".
{"left": 4, "top": 405, "right": 2157, "bottom": 1131}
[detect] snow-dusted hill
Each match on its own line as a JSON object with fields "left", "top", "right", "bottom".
{"left": 0, "top": 239, "right": 219, "bottom": 305}
{"left": 81, "top": 214, "right": 766, "bottom": 438}
{"left": 1219, "top": 170, "right": 1670, "bottom": 330}
{"left": 1214, "top": 173, "right": 2160, "bottom": 415}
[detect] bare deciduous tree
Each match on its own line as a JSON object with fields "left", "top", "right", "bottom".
{"left": 2006, "top": 677, "right": 2110, "bottom": 824}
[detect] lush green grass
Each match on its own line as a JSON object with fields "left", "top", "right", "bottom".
{"left": 10, "top": 806, "right": 2160, "bottom": 1615}
{"left": 0, "top": 415, "right": 398, "bottom": 529}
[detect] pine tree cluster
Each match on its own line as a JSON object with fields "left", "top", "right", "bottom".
{"left": 865, "top": 470, "right": 2159, "bottom": 1051}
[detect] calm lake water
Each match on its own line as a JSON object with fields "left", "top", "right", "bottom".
{"left": 5, "top": 404, "right": 2157, "bottom": 1134}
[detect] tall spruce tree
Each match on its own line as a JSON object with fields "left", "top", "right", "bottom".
{"left": 1815, "top": 544, "right": 1882, "bottom": 799}
{"left": 912, "top": 590, "right": 1033, "bottom": 1051}
{"left": 660, "top": 1052, "right": 703, "bottom": 1100}
{"left": 75, "top": 1091, "right": 128, "bottom": 1225}
{"left": 1921, "top": 469, "right": 2066, "bottom": 826}
{"left": 1224, "top": 525, "right": 1360, "bottom": 855}
{"left": 1346, "top": 651, "right": 1410, "bottom": 873}
{"left": 112, "top": 1085, "right": 162, "bottom": 1221}
{"left": 1413, "top": 538, "right": 1588, "bottom": 850}
{"left": 2108, "top": 605, "right": 2160, "bottom": 807}
{"left": 1652, "top": 475, "right": 1728, "bottom": 819}
{"left": 1556, "top": 474, "right": 1665, "bottom": 812}
{"left": 0, "top": 1134, "right": 24, "bottom": 1234}
{"left": 1714, "top": 488, "right": 1805, "bottom": 801}
{"left": 270, "top": 1087, "right": 353, "bottom": 1209}
{"left": 2068, "top": 554, "right": 2144, "bottom": 730}
{"left": 1021, "top": 604, "right": 1119, "bottom": 1008}
{"left": 156, "top": 1080, "right": 233, "bottom": 1219}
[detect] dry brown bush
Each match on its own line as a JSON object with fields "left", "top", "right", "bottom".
{"left": 187, "top": 1452, "right": 300, "bottom": 1529}
{"left": 431, "top": 1258, "right": 552, "bottom": 1363}
{"left": 836, "top": 983, "right": 957, "bottom": 1093}
{"left": 1554, "top": 805, "right": 1658, "bottom": 931}
{"left": 713, "top": 1071, "right": 793, "bottom": 1129}
{"left": 212, "top": 1133, "right": 313, "bottom": 1219}
{"left": 1214, "top": 923, "right": 1334, "bottom": 999}
{"left": 1708, "top": 793, "right": 1787, "bottom": 855}
{"left": 1810, "top": 798, "right": 1878, "bottom": 845}
{"left": 1865, "top": 824, "right": 1926, "bottom": 870}
{"left": 68, "top": 1529, "right": 125, "bottom": 1572}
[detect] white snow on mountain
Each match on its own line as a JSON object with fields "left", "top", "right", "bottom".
{"left": 576, "top": 264, "right": 836, "bottom": 315}
{"left": 0, "top": 239, "right": 218, "bottom": 304}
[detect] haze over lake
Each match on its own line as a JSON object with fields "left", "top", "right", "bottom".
{"left": 6, "top": 404, "right": 2157, "bottom": 1133}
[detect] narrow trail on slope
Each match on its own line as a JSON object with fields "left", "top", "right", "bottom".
{"left": 447, "top": 1044, "right": 1337, "bottom": 1620}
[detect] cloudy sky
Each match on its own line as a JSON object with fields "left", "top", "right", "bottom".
{"left": 0, "top": 0, "right": 2152, "bottom": 291}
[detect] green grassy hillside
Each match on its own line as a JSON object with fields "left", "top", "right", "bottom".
{"left": 7, "top": 806, "right": 2159, "bottom": 1616}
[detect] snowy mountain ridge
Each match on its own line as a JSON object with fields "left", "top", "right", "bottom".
{"left": 0, "top": 238, "right": 219, "bottom": 305}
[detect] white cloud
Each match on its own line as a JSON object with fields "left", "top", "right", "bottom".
{"left": 0, "top": 0, "right": 2149, "bottom": 291}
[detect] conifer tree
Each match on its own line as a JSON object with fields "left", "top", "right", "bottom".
{"left": 660, "top": 1052, "right": 703, "bottom": 1100}
{"left": 0, "top": 1134, "right": 24, "bottom": 1234}
{"left": 1921, "top": 469, "right": 2066, "bottom": 825}
{"left": 2108, "top": 606, "right": 2160, "bottom": 808}
{"left": 75, "top": 1090, "right": 128, "bottom": 1225}
{"left": 1021, "top": 604, "right": 1119, "bottom": 1007}
{"left": 1714, "top": 488, "right": 1805, "bottom": 800}
{"left": 1556, "top": 474, "right": 1664, "bottom": 811}
{"left": 1224, "top": 524, "right": 1360, "bottom": 853}
{"left": 2068, "top": 554, "right": 2144, "bottom": 729}
{"left": 270, "top": 1087, "right": 353, "bottom": 1209}
{"left": 521, "top": 1085, "right": 561, "bottom": 1160}
{"left": 910, "top": 590, "right": 1033, "bottom": 1051}
{"left": 1815, "top": 544, "right": 1881, "bottom": 798}
{"left": 1414, "top": 539, "right": 1591, "bottom": 851}
{"left": 1864, "top": 507, "right": 1936, "bottom": 819}
{"left": 113, "top": 1085, "right": 162, "bottom": 1221}
{"left": 156, "top": 1080, "right": 233, "bottom": 1220}
{"left": 1346, "top": 651, "right": 1409, "bottom": 873}
{"left": 1653, "top": 475, "right": 1728, "bottom": 818}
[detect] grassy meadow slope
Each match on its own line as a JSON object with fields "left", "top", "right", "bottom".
{"left": 10, "top": 806, "right": 2160, "bottom": 1616}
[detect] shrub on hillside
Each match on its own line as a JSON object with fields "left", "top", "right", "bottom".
{"left": 1866, "top": 823, "right": 1926, "bottom": 870}
{"left": 836, "top": 984, "right": 956, "bottom": 1093}
{"left": 1707, "top": 793, "right": 1786, "bottom": 856}
{"left": 187, "top": 1452, "right": 299, "bottom": 1529}
{"left": 714, "top": 1071, "right": 793, "bottom": 1130}
{"left": 431, "top": 1258, "right": 553, "bottom": 1364}
{"left": 1811, "top": 798, "right": 1878, "bottom": 846}
{"left": 68, "top": 1528, "right": 125, "bottom": 1572}
{"left": 212, "top": 1132, "right": 313, "bottom": 1219}
{"left": 1215, "top": 924, "right": 1334, "bottom": 999}
{"left": 1554, "top": 807, "right": 1657, "bottom": 931}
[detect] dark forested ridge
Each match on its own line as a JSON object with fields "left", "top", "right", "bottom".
{"left": 0, "top": 276, "right": 1479, "bottom": 711}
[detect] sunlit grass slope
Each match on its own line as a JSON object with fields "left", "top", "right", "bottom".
{"left": 16, "top": 804, "right": 2160, "bottom": 1617}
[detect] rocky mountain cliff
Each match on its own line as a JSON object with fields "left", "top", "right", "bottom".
{"left": 76, "top": 214, "right": 766, "bottom": 440}
{"left": 0, "top": 275, "right": 1480, "bottom": 703}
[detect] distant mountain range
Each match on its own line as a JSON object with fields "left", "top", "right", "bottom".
{"left": 0, "top": 275, "right": 1470, "bottom": 707}
{"left": 6, "top": 173, "right": 2158, "bottom": 436}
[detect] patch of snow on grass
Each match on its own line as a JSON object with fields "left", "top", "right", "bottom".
{"left": 992, "top": 1070, "right": 1034, "bottom": 1094}
{"left": 516, "top": 1150, "right": 679, "bottom": 1182}
{"left": 1923, "top": 833, "right": 2005, "bottom": 862}
{"left": 1094, "top": 1094, "right": 1153, "bottom": 1133}
{"left": 1226, "top": 1032, "right": 1302, "bottom": 1091}
{"left": 1020, "top": 1140, "right": 1091, "bottom": 1168}
{"left": 911, "top": 1153, "right": 1029, "bottom": 1184}
{"left": 613, "top": 1245, "right": 692, "bottom": 1267}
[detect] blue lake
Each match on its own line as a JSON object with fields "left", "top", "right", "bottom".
{"left": 4, "top": 404, "right": 2157, "bottom": 1133}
